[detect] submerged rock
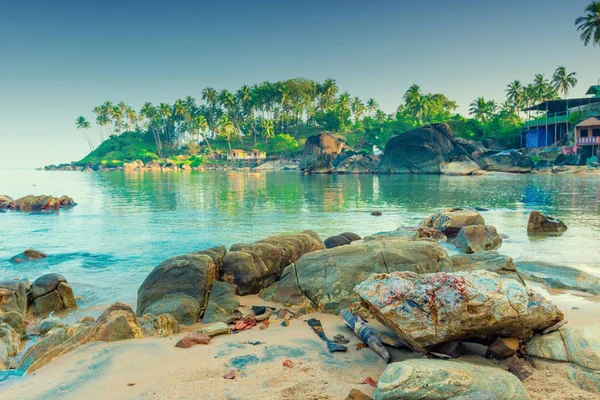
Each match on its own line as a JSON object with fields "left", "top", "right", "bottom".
{"left": 0, "top": 195, "right": 13, "bottom": 209}
{"left": 11, "top": 194, "right": 76, "bottom": 212}
{"left": 261, "top": 237, "right": 453, "bottom": 314}
{"left": 19, "top": 302, "right": 143, "bottom": 374}
{"left": 202, "top": 281, "right": 239, "bottom": 324}
{"left": 453, "top": 225, "right": 502, "bottom": 253}
{"left": 527, "top": 211, "right": 567, "bottom": 234}
{"left": 221, "top": 231, "right": 324, "bottom": 295}
{"left": 450, "top": 251, "right": 524, "bottom": 284}
{"left": 355, "top": 270, "right": 563, "bottom": 353}
{"left": 299, "top": 132, "right": 344, "bottom": 173}
{"left": 374, "top": 359, "right": 529, "bottom": 400}
{"left": 137, "top": 246, "right": 226, "bottom": 325}
{"left": 526, "top": 325, "right": 600, "bottom": 392}
{"left": 516, "top": 261, "right": 600, "bottom": 294}
{"left": 421, "top": 207, "right": 485, "bottom": 237}
{"left": 9, "top": 249, "right": 47, "bottom": 264}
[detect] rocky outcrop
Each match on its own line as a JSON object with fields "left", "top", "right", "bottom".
{"left": 299, "top": 133, "right": 344, "bottom": 173}
{"left": 10, "top": 194, "right": 77, "bottom": 212}
{"left": 441, "top": 161, "right": 481, "bottom": 176}
{"left": 0, "top": 195, "right": 13, "bottom": 210}
{"left": 324, "top": 232, "right": 361, "bottom": 249}
{"left": 355, "top": 270, "right": 563, "bottom": 353}
{"left": 221, "top": 231, "right": 324, "bottom": 295}
{"left": 516, "top": 261, "right": 600, "bottom": 294}
{"left": 335, "top": 155, "right": 378, "bottom": 174}
{"left": 453, "top": 225, "right": 502, "bottom": 253}
{"left": 0, "top": 323, "right": 20, "bottom": 370}
{"left": 527, "top": 211, "right": 567, "bottom": 234}
{"left": 476, "top": 150, "right": 533, "bottom": 173}
{"left": 202, "top": 281, "right": 239, "bottom": 324}
{"left": 19, "top": 302, "right": 143, "bottom": 374}
{"left": 31, "top": 274, "right": 77, "bottom": 317}
{"left": 377, "top": 124, "right": 455, "bottom": 174}
{"left": 139, "top": 313, "right": 180, "bottom": 338}
{"left": 0, "top": 279, "right": 30, "bottom": 335}
{"left": 375, "top": 359, "right": 529, "bottom": 400}
{"left": 9, "top": 249, "right": 47, "bottom": 264}
{"left": 123, "top": 160, "right": 145, "bottom": 171}
{"left": 260, "top": 237, "right": 453, "bottom": 314}
{"left": 526, "top": 325, "right": 600, "bottom": 392}
{"left": 421, "top": 207, "right": 485, "bottom": 238}
{"left": 451, "top": 252, "right": 524, "bottom": 284}
{"left": 137, "top": 246, "right": 226, "bottom": 325}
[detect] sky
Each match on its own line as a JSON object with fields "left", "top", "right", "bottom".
{"left": 1, "top": 0, "right": 600, "bottom": 168}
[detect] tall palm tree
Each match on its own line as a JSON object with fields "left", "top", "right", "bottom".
{"left": 202, "top": 87, "right": 218, "bottom": 107}
{"left": 469, "top": 97, "right": 497, "bottom": 123}
{"left": 262, "top": 119, "right": 274, "bottom": 144}
{"left": 337, "top": 92, "right": 351, "bottom": 124}
{"left": 126, "top": 107, "right": 137, "bottom": 131}
{"left": 575, "top": 2, "right": 600, "bottom": 46}
{"left": 321, "top": 78, "right": 339, "bottom": 108}
{"left": 505, "top": 80, "right": 524, "bottom": 114}
{"left": 218, "top": 115, "right": 236, "bottom": 157}
{"left": 552, "top": 67, "right": 578, "bottom": 99}
{"left": 366, "top": 98, "right": 379, "bottom": 116}
{"left": 110, "top": 105, "right": 124, "bottom": 135}
{"left": 351, "top": 97, "right": 365, "bottom": 123}
{"left": 403, "top": 84, "right": 428, "bottom": 122}
{"left": 75, "top": 116, "right": 94, "bottom": 151}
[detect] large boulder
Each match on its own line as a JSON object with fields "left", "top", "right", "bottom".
{"left": 375, "top": 359, "right": 529, "bottom": 400}
{"left": 453, "top": 225, "right": 502, "bottom": 253}
{"left": 0, "top": 195, "right": 13, "bottom": 209}
{"left": 355, "top": 270, "right": 563, "bottom": 353}
{"left": 221, "top": 231, "right": 324, "bottom": 295}
{"left": 0, "top": 323, "right": 20, "bottom": 370}
{"left": 19, "top": 302, "right": 143, "bottom": 374}
{"left": 440, "top": 161, "right": 481, "bottom": 176}
{"left": 299, "top": 133, "right": 344, "bottom": 173}
{"left": 335, "top": 155, "right": 378, "bottom": 174}
{"left": 451, "top": 252, "right": 524, "bottom": 284}
{"left": 516, "top": 261, "right": 600, "bottom": 294}
{"left": 476, "top": 150, "right": 533, "bottom": 173}
{"left": 421, "top": 208, "right": 485, "bottom": 238}
{"left": 31, "top": 274, "right": 77, "bottom": 317}
{"left": 10, "top": 249, "right": 47, "bottom": 264}
{"left": 527, "top": 211, "right": 567, "bottom": 234}
{"left": 137, "top": 246, "right": 226, "bottom": 325}
{"left": 0, "top": 279, "right": 30, "bottom": 336}
{"left": 124, "top": 160, "right": 145, "bottom": 171}
{"left": 202, "top": 281, "right": 239, "bottom": 324}
{"left": 261, "top": 237, "right": 453, "bottom": 314}
{"left": 378, "top": 124, "right": 455, "bottom": 174}
{"left": 526, "top": 325, "right": 600, "bottom": 392}
{"left": 11, "top": 195, "right": 76, "bottom": 212}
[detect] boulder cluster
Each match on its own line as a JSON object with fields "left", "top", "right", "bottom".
{"left": 0, "top": 194, "right": 76, "bottom": 213}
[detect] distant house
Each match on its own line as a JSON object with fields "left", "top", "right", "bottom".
{"left": 226, "top": 149, "right": 267, "bottom": 161}
{"left": 574, "top": 117, "right": 600, "bottom": 147}
{"left": 521, "top": 85, "right": 600, "bottom": 149}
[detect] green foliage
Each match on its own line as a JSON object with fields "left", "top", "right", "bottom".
{"left": 79, "top": 131, "right": 159, "bottom": 165}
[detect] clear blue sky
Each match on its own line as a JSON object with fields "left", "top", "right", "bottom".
{"left": 1, "top": 0, "right": 599, "bottom": 168}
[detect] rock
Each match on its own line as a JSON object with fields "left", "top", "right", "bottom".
{"left": 441, "top": 160, "right": 481, "bottom": 176}
{"left": 0, "top": 195, "right": 13, "bottom": 209}
{"left": 299, "top": 132, "right": 344, "bottom": 173}
{"left": 421, "top": 207, "right": 485, "bottom": 237}
{"left": 416, "top": 227, "right": 447, "bottom": 241}
{"left": 508, "top": 356, "right": 533, "bottom": 381}
{"left": 431, "top": 340, "right": 463, "bottom": 358}
{"left": 19, "top": 302, "right": 143, "bottom": 373}
{"left": 335, "top": 155, "right": 378, "bottom": 174}
{"left": 124, "top": 160, "right": 144, "bottom": 171}
{"left": 199, "top": 322, "right": 230, "bottom": 337}
{"left": 449, "top": 391, "right": 497, "bottom": 400}
{"left": 137, "top": 247, "right": 226, "bottom": 325}
{"left": 526, "top": 324, "right": 600, "bottom": 392}
{"left": 371, "top": 211, "right": 382, "bottom": 216}
{"left": 38, "top": 317, "right": 67, "bottom": 335}
{"left": 476, "top": 150, "right": 533, "bottom": 173}
{"left": 175, "top": 333, "right": 211, "bottom": 348}
{"left": 202, "top": 281, "right": 239, "bottom": 324}
{"left": 377, "top": 124, "right": 455, "bottom": 174}
{"left": 374, "top": 359, "right": 529, "bottom": 400}
{"left": 260, "top": 237, "right": 453, "bottom": 314}
{"left": 11, "top": 194, "right": 75, "bottom": 212}
{"left": 181, "top": 164, "right": 192, "bottom": 171}
{"left": 221, "top": 231, "right": 324, "bottom": 295}
{"left": 324, "top": 232, "right": 361, "bottom": 249}
{"left": 0, "top": 323, "right": 20, "bottom": 370}
{"left": 453, "top": 225, "right": 502, "bottom": 253}
{"left": 345, "top": 389, "right": 373, "bottom": 400}
{"left": 0, "top": 279, "right": 30, "bottom": 318}
{"left": 0, "top": 312, "right": 25, "bottom": 337}
{"left": 516, "top": 261, "right": 600, "bottom": 294}
{"left": 139, "top": 313, "right": 180, "bottom": 337}
{"left": 527, "top": 211, "right": 567, "bottom": 234}
{"left": 355, "top": 270, "right": 564, "bottom": 353}
{"left": 9, "top": 249, "right": 47, "bottom": 263}
{"left": 31, "top": 274, "right": 77, "bottom": 317}
{"left": 451, "top": 252, "right": 524, "bottom": 284}
{"left": 58, "top": 195, "right": 77, "bottom": 207}
{"left": 486, "top": 337, "right": 519, "bottom": 359}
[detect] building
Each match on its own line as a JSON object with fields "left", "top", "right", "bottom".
{"left": 521, "top": 85, "right": 600, "bottom": 149}
{"left": 574, "top": 117, "right": 600, "bottom": 148}
{"left": 226, "top": 149, "right": 267, "bottom": 161}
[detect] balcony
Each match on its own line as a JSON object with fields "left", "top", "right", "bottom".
{"left": 576, "top": 136, "right": 600, "bottom": 146}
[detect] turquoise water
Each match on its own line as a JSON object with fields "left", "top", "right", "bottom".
{"left": 1, "top": 170, "right": 600, "bottom": 312}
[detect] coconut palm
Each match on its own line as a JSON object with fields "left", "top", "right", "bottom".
{"left": 262, "top": 119, "right": 274, "bottom": 144}
{"left": 469, "top": 97, "right": 497, "bottom": 123}
{"left": 575, "top": 2, "right": 600, "bottom": 46}
{"left": 552, "top": 67, "right": 578, "bottom": 99}
{"left": 366, "top": 98, "right": 379, "bottom": 116}
{"left": 218, "top": 115, "right": 237, "bottom": 157}
{"left": 75, "top": 116, "right": 94, "bottom": 151}
{"left": 337, "top": 92, "right": 351, "bottom": 125}
{"left": 202, "top": 87, "right": 219, "bottom": 107}
{"left": 403, "top": 84, "right": 428, "bottom": 122}
{"left": 351, "top": 97, "right": 365, "bottom": 123}
{"left": 321, "top": 78, "right": 339, "bottom": 108}
{"left": 505, "top": 80, "right": 524, "bottom": 114}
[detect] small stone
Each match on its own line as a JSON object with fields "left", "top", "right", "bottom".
{"left": 282, "top": 359, "right": 295, "bottom": 368}
{"left": 333, "top": 334, "right": 350, "bottom": 344}
{"left": 198, "top": 322, "right": 230, "bottom": 337}
{"left": 223, "top": 369, "right": 236, "bottom": 379}
{"left": 508, "top": 357, "right": 533, "bottom": 381}
{"left": 355, "top": 343, "right": 367, "bottom": 351}
{"left": 486, "top": 338, "right": 519, "bottom": 359}
{"left": 371, "top": 211, "right": 382, "bottom": 216}
{"left": 432, "top": 340, "right": 463, "bottom": 358}
{"left": 345, "top": 388, "right": 373, "bottom": 400}
{"left": 361, "top": 377, "right": 378, "bottom": 387}
{"left": 174, "top": 333, "right": 211, "bottom": 348}
{"left": 127, "top": 383, "right": 135, "bottom": 387}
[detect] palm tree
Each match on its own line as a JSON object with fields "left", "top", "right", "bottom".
{"left": 575, "top": 2, "right": 600, "bottom": 46}
{"left": 338, "top": 92, "right": 351, "bottom": 125}
{"left": 351, "top": 97, "right": 365, "bottom": 123}
{"left": 110, "top": 105, "right": 124, "bottom": 135}
{"left": 469, "top": 97, "right": 497, "bottom": 123}
{"left": 552, "top": 67, "right": 578, "bottom": 99}
{"left": 218, "top": 115, "right": 237, "bottom": 157}
{"left": 262, "top": 119, "right": 274, "bottom": 144}
{"left": 321, "top": 78, "right": 338, "bottom": 108}
{"left": 403, "top": 84, "right": 428, "bottom": 122}
{"left": 126, "top": 107, "right": 137, "bottom": 131}
{"left": 366, "top": 98, "right": 379, "bottom": 116}
{"left": 202, "top": 87, "right": 218, "bottom": 107}
{"left": 75, "top": 116, "right": 94, "bottom": 151}
{"left": 505, "top": 80, "right": 524, "bottom": 115}
{"left": 194, "top": 115, "right": 213, "bottom": 152}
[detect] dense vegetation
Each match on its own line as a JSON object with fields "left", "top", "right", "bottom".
{"left": 75, "top": 66, "right": 579, "bottom": 166}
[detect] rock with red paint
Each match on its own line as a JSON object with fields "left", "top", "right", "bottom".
{"left": 174, "top": 333, "right": 211, "bottom": 348}
{"left": 361, "top": 377, "right": 378, "bottom": 387}
{"left": 282, "top": 359, "right": 295, "bottom": 368}
{"left": 223, "top": 369, "right": 236, "bottom": 379}
{"left": 355, "top": 270, "right": 564, "bottom": 354}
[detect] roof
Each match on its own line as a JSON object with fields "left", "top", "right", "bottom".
{"left": 523, "top": 114, "right": 569, "bottom": 128}
{"left": 586, "top": 86, "right": 600, "bottom": 97}
{"left": 523, "top": 97, "right": 600, "bottom": 113}
{"left": 575, "top": 117, "right": 600, "bottom": 127}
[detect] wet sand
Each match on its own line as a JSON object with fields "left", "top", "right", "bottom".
{"left": 1, "top": 291, "right": 598, "bottom": 400}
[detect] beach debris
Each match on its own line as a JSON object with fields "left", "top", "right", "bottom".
{"left": 255, "top": 309, "right": 273, "bottom": 322}
{"left": 175, "top": 333, "right": 211, "bottom": 348}
{"left": 371, "top": 330, "right": 406, "bottom": 349}
{"left": 345, "top": 389, "right": 373, "bottom": 400}
{"left": 259, "top": 320, "right": 270, "bottom": 330}
{"left": 341, "top": 309, "right": 390, "bottom": 362}
{"left": 486, "top": 338, "right": 519, "bottom": 359}
{"left": 233, "top": 317, "right": 256, "bottom": 332}
{"left": 507, "top": 357, "right": 533, "bottom": 381}
{"left": 127, "top": 383, "right": 135, "bottom": 386}
{"left": 252, "top": 306, "right": 267, "bottom": 315}
{"left": 355, "top": 343, "right": 367, "bottom": 351}
{"left": 281, "top": 319, "right": 290, "bottom": 327}
{"left": 199, "top": 322, "right": 231, "bottom": 337}
{"left": 282, "top": 359, "right": 295, "bottom": 368}
{"left": 246, "top": 341, "right": 264, "bottom": 346}
{"left": 431, "top": 340, "right": 462, "bottom": 359}
{"left": 306, "top": 318, "right": 348, "bottom": 353}
{"left": 333, "top": 334, "right": 350, "bottom": 344}
{"left": 361, "top": 377, "right": 378, "bottom": 387}
{"left": 223, "top": 369, "right": 237, "bottom": 379}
